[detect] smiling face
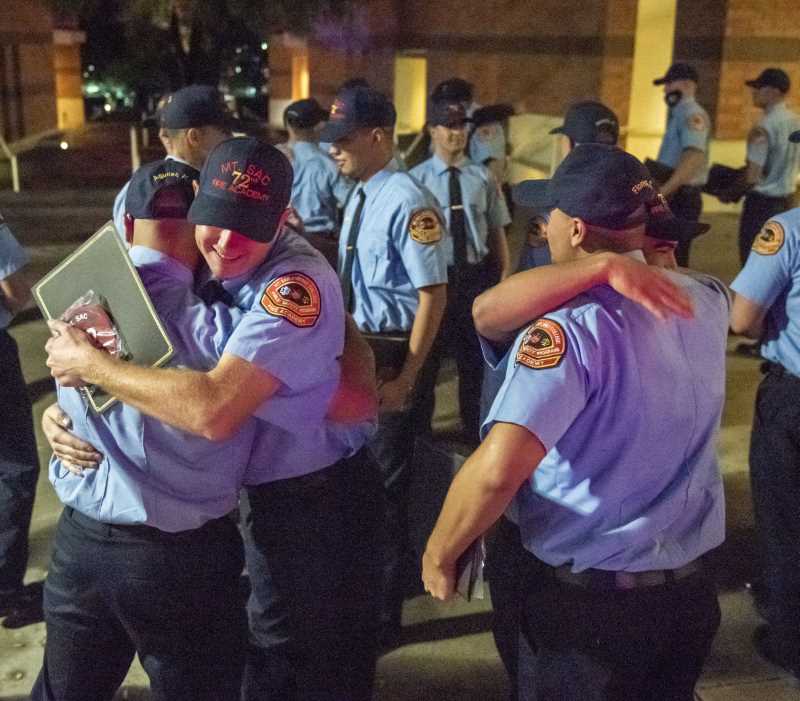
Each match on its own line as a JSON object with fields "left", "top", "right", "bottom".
{"left": 328, "top": 127, "right": 392, "bottom": 181}
{"left": 429, "top": 122, "right": 468, "bottom": 158}
{"left": 195, "top": 225, "right": 270, "bottom": 279}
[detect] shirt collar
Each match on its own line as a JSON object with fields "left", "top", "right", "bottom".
{"left": 360, "top": 162, "right": 396, "bottom": 200}
{"left": 129, "top": 245, "right": 194, "bottom": 285}
{"left": 292, "top": 140, "right": 317, "bottom": 157}
{"left": 165, "top": 154, "right": 192, "bottom": 167}
{"left": 431, "top": 152, "right": 470, "bottom": 175}
{"left": 765, "top": 100, "right": 787, "bottom": 116}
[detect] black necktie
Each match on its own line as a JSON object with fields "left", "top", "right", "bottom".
{"left": 339, "top": 187, "right": 366, "bottom": 313}
{"left": 449, "top": 167, "right": 468, "bottom": 269}
{"left": 199, "top": 279, "right": 233, "bottom": 307}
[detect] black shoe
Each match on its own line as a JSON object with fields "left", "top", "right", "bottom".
{"left": 753, "top": 624, "right": 800, "bottom": 679}
{"left": 734, "top": 342, "right": 762, "bottom": 359}
{"left": 0, "top": 581, "right": 44, "bottom": 629}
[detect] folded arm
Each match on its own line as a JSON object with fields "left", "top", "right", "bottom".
{"left": 473, "top": 252, "right": 693, "bottom": 344}
{"left": 46, "top": 320, "right": 279, "bottom": 441}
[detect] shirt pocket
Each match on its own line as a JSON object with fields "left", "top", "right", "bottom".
{"left": 363, "top": 233, "right": 393, "bottom": 286}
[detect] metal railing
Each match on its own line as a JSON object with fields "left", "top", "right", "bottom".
{"left": 0, "top": 135, "right": 21, "bottom": 193}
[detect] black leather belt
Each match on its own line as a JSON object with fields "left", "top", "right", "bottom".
{"left": 551, "top": 559, "right": 702, "bottom": 591}
{"left": 64, "top": 506, "right": 230, "bottom": 540}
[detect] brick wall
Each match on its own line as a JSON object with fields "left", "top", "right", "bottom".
{"left": 283, "top": 0, "right": 637, "bottom": 120}
{"left": 717, "top": 0, "right": 800, "bottom": 138}
{"left": 0, "top": 0, "right": 56, "bottom": 141}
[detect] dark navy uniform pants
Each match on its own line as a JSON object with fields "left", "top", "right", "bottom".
{"left": 512, "top": 549, "right": 720, "bottom": 701}
{"left": 486, "top": 517, "right": 539, "bottom": 701}
{"left": 738, "top": 192, "right": 793, "bottom": 265}
{"left": 416, "top": 260, "right": 495, "bottom": 442}
{"left": 241, "top": 447, "right": 383, "bottom": 701}
{"left": 31, "top": 507, "right": 246, "bottom": 701}
{"left": 749, "top": 363, "right": 800, "bottom": 668}
{"left": 668, "top": 186, "right": 702, "bottom": 268}
{"left": 0, "top": 329, "right": 39, "bottom": 598}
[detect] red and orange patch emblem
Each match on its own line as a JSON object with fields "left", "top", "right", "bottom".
{"left": 516, "top": 318, "right": 567, "bottom": 370}
{"left": 260, "top": 272, "right": 321, "bottom": 328}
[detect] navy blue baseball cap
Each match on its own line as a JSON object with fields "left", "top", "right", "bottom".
{"left": 161, "top": 85, "right": 234, "bottom": 130}
{"left": 431, "top": 77, "right": 474, "bottom": 104}
{"left": 550, "top": 101, "right": 619, "bottom": 145}
{"left": 513, "top": 145, "right": 654, "bottom": 230}
{"left": 319, "top": 87, "right": 397, "bottom": 143}
{"left": 428, "top": 99, "right": 470, "bottom": 127}
{"left": 746, "top": 68, "right": 790, "bottom": 93}
{"left": 645, "top": 192, "right": 710, "bottom": 243}
{"left": 284, "top": 98, "right": 329, "bottom": 129}
{"left": 188, "top": 137, "right": 293, "bottom": 243}
{"left": 653, "top": 63, "right": 699, "bottom": 85}
{"left": 471, "top": 103, "right": 515, "bottom": 128}
{"left": 125, "top": 159, "right": 199, "bottom": 219}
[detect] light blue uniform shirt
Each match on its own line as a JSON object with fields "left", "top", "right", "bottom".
{"left": 732, "top": 208, "right": 800, "bottom": 377}
{"left": 218, "top": 229, "right": 374, "bottom": 483}
{"left": 0, "top": 218, "right": 30, "bottom": 330}
{"left": 50, "top": 247, "right": 256, "bottom": 532}
{"left": 657, "top": 96, "right": 710, "bottom": 186}
{"left": 483, "top": 255, "right": 728, "bottom": 572}
{"left": 747, "top": 102, "right": 800, "bottom": 198}
{"left": 410, "top": 154, "right": 511, "bottom": 266}
{"left": 338, "top": 164, "right": 448, "bottom": 333}
{"left": 290, "top": 141, "right": 351, "bottom": 234}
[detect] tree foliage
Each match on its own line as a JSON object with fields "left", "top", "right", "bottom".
{"left": 45, "top": 0, "right": 354, "bottom": 99}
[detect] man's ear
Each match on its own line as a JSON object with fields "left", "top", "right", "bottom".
{"left": 185, "top": 127, "right": 201, "bottom": 146}
{"left": 570, "top": 218, "right": 587, "bottom": 248}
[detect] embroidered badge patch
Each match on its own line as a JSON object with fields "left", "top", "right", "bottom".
{"left": 516, "top": 318, "right": 567, "bottom": 370}
{"left": 409, "top": 209, "right": 442, "bottom": 244}
{"left": 687, "top": 113, "right": 707, "bottom": 132}
{"left": 752, "top": 220, "right": 785, "bottom": 256}
{"left": 260, "top": 272, "right": 321, "bottom": 327}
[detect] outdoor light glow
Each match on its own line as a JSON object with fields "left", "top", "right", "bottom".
{"left": 261, "top": 41, "right": 268, "bottom": 50}
{"left": 88, "top": 64, "right": 95, "bottom": 72}
{"left": 104, "top": 103, "right": 112, "bottom": 113}
{"left": 59, "top": 141, "right": 69, "bottom": 150}
{"left": 235, "top": 66, "right": 242, "bottom": 74}
{"left": 85, "top": 83, "right": 100, "bottom": 95}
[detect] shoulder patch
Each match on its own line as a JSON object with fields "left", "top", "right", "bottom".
{"left": 260, "top": 272, "right": 321, "bottom": 328}
{"left": 752, "top": 220, "right": 785, "bottom": 256}
{"left": 409, "top": 209, "right": 442, "bottom": 244}
{"left": 515, "top": 318, "right": 567, "bottom": 370}
{"left": 687, "top": 112, "right": 707, "bottom": 132}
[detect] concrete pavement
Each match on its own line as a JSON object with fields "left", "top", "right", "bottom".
{"left": 0, "top": 132, "right": 798, "bottom": 698}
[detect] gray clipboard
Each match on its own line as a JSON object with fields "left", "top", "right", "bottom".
{"left": 32, "top": 221, "right": 174, "bottom": 413}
